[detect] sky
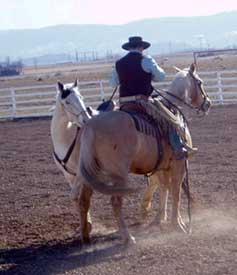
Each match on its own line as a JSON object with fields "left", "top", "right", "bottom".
{"left": 1, "top": 0, "right": 237, "bottom": 30}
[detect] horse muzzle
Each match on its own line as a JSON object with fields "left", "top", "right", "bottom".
{"left": 200, "top": 97, "right": 211, "bottom": 114}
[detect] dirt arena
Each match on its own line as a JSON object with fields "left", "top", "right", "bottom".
{"left": 0, "top": 103, "right": 237, "bottom": 274}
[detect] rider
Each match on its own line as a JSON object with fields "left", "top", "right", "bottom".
{"left": 110, "top": 36, "right": 197, "bottom": 160}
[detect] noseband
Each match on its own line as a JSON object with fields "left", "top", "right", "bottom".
{"left": 63, "top": 95, "right": 90, "bottom": 125}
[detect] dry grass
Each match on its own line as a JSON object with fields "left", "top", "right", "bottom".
{"left": 1, "top": 52, "right": 237, "bottom": 90}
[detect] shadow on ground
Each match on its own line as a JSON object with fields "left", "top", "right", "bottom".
{"left": 1, "top": 234, "right": 126, "bottom": 275}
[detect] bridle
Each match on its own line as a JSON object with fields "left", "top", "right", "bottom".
{"left": 189, "top": 72, "right": 210, "bottom": 113}
{"left": 154, "top": 72, "right": 210, "bottom": 114}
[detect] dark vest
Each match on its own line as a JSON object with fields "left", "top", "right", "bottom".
{"left": 115, "top": 52, "right": 153, "bottom": 97}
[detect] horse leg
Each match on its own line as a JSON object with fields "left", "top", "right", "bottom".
{"left": 150, "top": 171, "right": 170, "bottom": 226}
{"left": 157, "top": 181, "right": 169, "bottom": 222}
{"left": 169, "top": 161, "right": 187, "bottom": 233}
{"left": 71, "top": 182, "right": 93, "bottom": 243}
{"left": 111, "top": 195, "right": 136, "bottom": 245}
{"left": 141, "top": 173, "right": 159, "bottom": 217}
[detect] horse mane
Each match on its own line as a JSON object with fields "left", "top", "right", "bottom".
{"left": 169, "top": 68, "right": 190, "bottom": 101}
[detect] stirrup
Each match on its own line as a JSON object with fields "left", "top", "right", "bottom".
{"left": 175, "top": 146, "right": 197, "bottom": 160}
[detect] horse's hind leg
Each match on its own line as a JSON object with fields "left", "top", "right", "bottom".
{"left": 111, "top": 195, "right": 136, "bottom": 245}
{"left": 71, "top": 183, "right": 93, "bottom": 243}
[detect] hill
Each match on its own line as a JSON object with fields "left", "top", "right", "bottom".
{"left": 1, "top": 11, "right": 237, "bottom": 64}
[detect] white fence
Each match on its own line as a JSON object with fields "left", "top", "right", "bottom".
{"left": 0, "top": 80, "right": 112, "bottom": 119}
{"left": 0, "top": 70, "right": 237, "bottom": 119}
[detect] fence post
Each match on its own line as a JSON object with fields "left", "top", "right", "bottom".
{"left": 99, "top": 81, "right": 105, "bottom": 101}
{"left": 217, "top": 72, "right": 224, "bottom": 105}
{"left": 11, "top": 88, "right": 16, "bottom": 118}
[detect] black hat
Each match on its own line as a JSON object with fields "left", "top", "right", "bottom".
{"left": 122, "top": 36, "right": 151, "bottom": 50}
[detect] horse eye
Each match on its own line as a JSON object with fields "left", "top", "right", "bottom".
{"left": 65, "top": 100, "right": 70, "bottom": 105}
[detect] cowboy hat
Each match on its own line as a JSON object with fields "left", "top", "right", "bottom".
{"left": 122, "top": 36, "right": 151, "bottom": 50}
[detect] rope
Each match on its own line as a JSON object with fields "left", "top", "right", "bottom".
{"left": 184, "top": 160, "right": 192, "bottom": 233}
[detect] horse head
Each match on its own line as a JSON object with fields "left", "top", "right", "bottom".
{"left": 57, "top": 79, "right": 91, "bottom": 125}
{"left": 171, "top": 63, "right": 211, "bottom": 114}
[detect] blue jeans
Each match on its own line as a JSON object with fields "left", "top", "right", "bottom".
{"left": 169, "top": 128, "right": 183, "bottom": 151}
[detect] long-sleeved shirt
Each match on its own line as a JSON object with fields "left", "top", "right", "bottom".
{"left": 110, "top": 50, "right": 165, "bottom": 88}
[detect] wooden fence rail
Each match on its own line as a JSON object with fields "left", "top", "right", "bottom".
{"left": 1, "top": 70, "right": 237, "bottom": 119}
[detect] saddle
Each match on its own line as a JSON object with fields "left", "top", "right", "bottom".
{"left": 120, "top": 102, "right": 147, "bottom": 115}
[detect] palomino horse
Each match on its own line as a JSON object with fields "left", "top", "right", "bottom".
{"left": 141, "top": 64, "right": 211, "bottom": 231}
{"left": 51, "top": 63, "right": 211, "bottom": 244}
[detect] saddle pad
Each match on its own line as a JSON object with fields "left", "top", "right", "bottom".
{"left": 121, "top": 108, "right": 160, "bottom": 139}
{"left": 120, "top": 108, "right": 164, "bottom": 174}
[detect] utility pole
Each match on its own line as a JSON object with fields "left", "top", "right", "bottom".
{"left": 75, "top": 50, "right": 79, "bottom": 63}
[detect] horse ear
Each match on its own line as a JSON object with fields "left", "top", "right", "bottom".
{"left": 189, "top": 63, "right": 196, "bottom": 75}
{"left": 57, "top": 81, "right": 64, "bottom": 92}
{"left": 74, "top": 79, "right": 79, "bottom": 87}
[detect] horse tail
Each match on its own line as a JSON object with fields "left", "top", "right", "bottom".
{"left": 79, "top": 126, "right": 136, "bottom": 196}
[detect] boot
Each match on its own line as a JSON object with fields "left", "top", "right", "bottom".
{"left": 175, "top": 145, "right": 198, "bottom": 160}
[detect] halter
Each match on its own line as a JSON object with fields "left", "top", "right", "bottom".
{"left": 74, "top": 110, "right": 90, "bottom": 122}
{"left": 53, "top": 127, "right": 80, "bottom": 176}
{"left": 64, "top": 105, "right": 90, "bottom": 126}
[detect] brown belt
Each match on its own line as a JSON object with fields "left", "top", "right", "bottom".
{"left": 119, "top": 94, "right": 149, "bottom": 103}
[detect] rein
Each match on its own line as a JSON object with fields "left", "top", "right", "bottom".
{"left": 108, "top": 86, "right": 118, "bottom": 101}
{"left": 153, "top": 87, "right": 197, "bottom": 111}
{"left": 53, "top": 127, "right": 80, "bottom": 176}
{"left": 153, "top": 71, "right": 209, "bottom": 114}
{"left": 152, "top": 87, "right": 189, "bottom": 128}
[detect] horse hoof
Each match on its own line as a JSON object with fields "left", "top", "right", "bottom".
{"left": 140, "top": 209, "right": 149, "bottom": 221}
{"left": 72, "top": 224, "right": 92, "bottom": 240}
{"left": 123, "top": 235, "right": 136, "bottom": 246}
{"left": 172, "top": 223, "right": 188, "bottom": 234}
{"left": 87, "top": 222, "right": 92, "bottom": 233}
{"left": 120, "top": 232, "right": 136, "bottom": 246}
{"left": 149, "top": 218, "right": 161, "bottom": 227}
{"left": 130, "top": 235, "right": 136, "bottom": 244}
{"left": 141, "top": 203, "right": 151, "bottom": 216}
{"left": 82, "top": 237, "right": 91, "bottom": 244}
